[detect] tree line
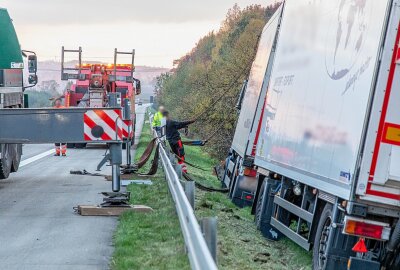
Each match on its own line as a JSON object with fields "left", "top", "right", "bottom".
{"left": 155, "top": 3, "right": 281, "bottom": 159}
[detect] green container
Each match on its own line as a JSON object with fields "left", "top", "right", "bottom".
{"left": 0, "top": 8, "right": 23, "bottom": 69}
{"left": 24, "top": 93, "right": 29, "bottom": 108}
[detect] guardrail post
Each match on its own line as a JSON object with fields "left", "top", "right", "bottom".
{"left": 174, "top": 163, "right": 183, "bottom": 180}
{"left": 200, "top": 217, "right": 218, "bottom": 263}
{"left": 184, "top": 181, "right": 195, "bottom": 209}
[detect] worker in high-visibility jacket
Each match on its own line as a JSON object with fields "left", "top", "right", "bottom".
{"left": 53, "top": 98, "right": 67, "bottom": 156}
{"left": 152, "top": 106, "right": 165, "bottom": 136}
{"left": 163, "top": 111, "right": 196, "bottom": 173}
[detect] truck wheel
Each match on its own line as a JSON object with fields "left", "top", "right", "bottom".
{"left": 0, "top": 144, "right": 13, "bottom": 179}
{"left": 277, "top": 188, "right": 293, "bottom": 226}
{"left": 75, "top": 143, "right": 87, "bottom": 149}
{"left": 11, "top": 144, "right": 22, "bottom": 172}
{"left": 312, "top": 203, "right": 333, "bottom": 270}
{"left": 228, "top": 158, "right": 240, "bottom": 198}
{"left": 67, "top": 143, "right": 75, "bottom": 149}
{"left": 255, "top": 180, "right": 266, "bottom": 229}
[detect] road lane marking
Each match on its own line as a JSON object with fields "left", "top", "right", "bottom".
{"left": 20, "top": 149, "right": 54, "bottom": 168}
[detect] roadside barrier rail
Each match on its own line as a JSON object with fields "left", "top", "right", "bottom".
{"left": 149, "top": 113, "right": 218, "bottom": 270}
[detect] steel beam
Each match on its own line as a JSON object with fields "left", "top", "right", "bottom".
{"left": 0, "top": 108, "right": 122, "bottom": 144}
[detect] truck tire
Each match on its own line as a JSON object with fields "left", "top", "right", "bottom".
{"left": 74, "top": 143, "right": 87, "bottom": 149}
{"left": 67, "top": 143, "right": 75, "bottom": 149}
{"left": 11, "top": 144, "right": 22, "bottom": 172}
{"left": 255, "top": 180, "right": 266, "bottom": 229}
{"left": 0, "top": 144, "right": 13, "bottom": 179}
{"left": 228, "top": 158, "right": 240, "bottom": 199}
{"left": 312, "top": 203, "right": 333, "bottom": 270}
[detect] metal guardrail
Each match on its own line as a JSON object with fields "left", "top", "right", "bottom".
{"left": 149, "top": 113, "right": 218, "bottom": 270}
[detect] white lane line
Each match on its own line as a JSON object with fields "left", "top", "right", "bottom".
{"left": 20, "top": 149, "right": 54, "bottom": 168}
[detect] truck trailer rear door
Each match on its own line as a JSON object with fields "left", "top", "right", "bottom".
{"left": 357, "top": 0, "right": 400, "bottom": 207}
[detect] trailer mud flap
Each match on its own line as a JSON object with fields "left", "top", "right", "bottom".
{"left": 325, "top": 224, "right": 358, "bottom": 270}
{"left": 258, "top": 177, "right": 283, "bottom": 241}
{"left": 347, "top": 257, "right": 380, "bottom": 270}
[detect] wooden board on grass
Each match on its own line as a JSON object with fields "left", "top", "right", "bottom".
{"left": 78, "top": 205, "right": 153, "bottom": 216}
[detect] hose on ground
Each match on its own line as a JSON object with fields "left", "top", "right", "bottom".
{"left": 70, "top": 169, "right": 106, "bottom": 177}
{"left": 183, "top": 172, "right": 228, "bottom": 193}
{"left": 138, "top": 144, "right": 160, "bottom": 176}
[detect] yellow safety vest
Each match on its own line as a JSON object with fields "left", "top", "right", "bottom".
{"left": 152, "top": 111, "right": 163, "bottom": 127}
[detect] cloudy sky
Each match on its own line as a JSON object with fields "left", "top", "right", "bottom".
{"left": 2, "top": 0, "right": 276, "bottom": 67}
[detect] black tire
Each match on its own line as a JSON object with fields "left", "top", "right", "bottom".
{"left": 312, "top": 203, "right": 333, "bottom": 270}
{"left": 0, "top": 144, "right": 13, "bottom": 179}
{"left": 67, "top": 143, "right": 75, "bottom": 149}
{"left": 11, "top": 144, "right": 22, "bottom": 172}
{"left": 277, "top": 188, "right": 294, "bottom": 226}
{"left": 74, "top": 143, "right": 87, "bottom": 149}
{"left": 228, "top": 158, "right": 240, "bottom": 198}
{"left": 255, "top": 180, "right": 266, "bottom": 229}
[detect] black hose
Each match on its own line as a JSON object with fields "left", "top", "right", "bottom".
{"left": 182, "top": 172, "right": 228, "bottom": 193}
{"left": 388, "top": 220, "right": 400, "bottom": 252}
{"left": 384, "top": 219, "right": 400, "bottom": 267}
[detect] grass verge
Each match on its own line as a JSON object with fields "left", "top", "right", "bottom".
{"left": 111, "top": 112, "right": 190, "bottom": 270}
{"left": 112, "top": 109, "right": 311, "bottom": 270}
{"left": 183, "top": 139, "right": 312, "bottom": 270}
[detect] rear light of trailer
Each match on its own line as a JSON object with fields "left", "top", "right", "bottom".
{"left": 343, "top": 216, "right": 391, "bottom": 240}
{"left": 243, "top": 167, "right": 257, "bottom": 177}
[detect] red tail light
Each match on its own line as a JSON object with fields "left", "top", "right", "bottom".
{"left": 343, "top": 216, "right": 391, "bottom": 240}
{"left": 243, "top": 167, "right": 257, "bottom": 177}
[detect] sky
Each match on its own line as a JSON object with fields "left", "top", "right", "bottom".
{"left": 1, "top": 0, "right": 276, "bottom": 68}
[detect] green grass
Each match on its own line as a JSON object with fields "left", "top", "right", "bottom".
{"left": 111, "top": 112, "right": 190, "bottom": 270}
{"left": 182, "top": 140, "right": 313, "bottom": 270}
{"left": 112, "top": 110, "right": 311, "bottom": 270}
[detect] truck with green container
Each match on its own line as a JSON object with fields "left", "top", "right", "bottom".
{"left": 0, "top": 7, "right": 38, "bottom": 179}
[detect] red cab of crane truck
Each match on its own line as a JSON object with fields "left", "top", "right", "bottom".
{"left": 60, "top": 47, "right": 140, "bottom": 148}
{"left": 64, "top": 63, "right": 140, "bottom": 108}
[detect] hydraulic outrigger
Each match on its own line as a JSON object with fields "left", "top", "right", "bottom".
{"left": 0, "top": 106, "right": 131, "bottom": 208}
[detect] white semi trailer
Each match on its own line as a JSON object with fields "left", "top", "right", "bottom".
{"left": 222, "top": 5, "right": 283, "bottom": 207}
{"left": 218, "top": 0, "right": 400, "bottom": 268}
{"left": 252, "top": 0, "right": 400, "bottom": 269}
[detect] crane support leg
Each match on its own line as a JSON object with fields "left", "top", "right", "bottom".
{"left": 110, "top": 142, "right": 122, "bottom": 192}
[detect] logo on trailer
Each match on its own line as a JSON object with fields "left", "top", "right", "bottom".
{"left": 325, "top": 0, "right": 368, "bottom": 81}
{"left": 269, "top": 228, "right": 278, "bottom": 239}
{"left": 84, "top": 109, "right": 122, "bottom": 141}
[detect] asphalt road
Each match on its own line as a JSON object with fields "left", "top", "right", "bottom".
{"left": 0, "top": 104, "right": 150, "bottom": 270}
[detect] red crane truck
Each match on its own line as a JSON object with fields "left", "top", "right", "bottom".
{"left": 224, "top": 1, "right": 400, "bottom": 269}
{"left": 61, "top": 47, "right": 141, "bottom": 148}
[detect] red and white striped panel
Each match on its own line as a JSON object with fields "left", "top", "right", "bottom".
{"left": 122, "top": 120, "right": 134, "bottom": 139}
{"left": 84, "top": 109, "right": 123, "bottom": 141}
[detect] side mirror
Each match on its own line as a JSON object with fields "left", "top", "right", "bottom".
{"left": 135, "top": 79, "right": 141, "bottom": 95}
{"left": 28, "top": 55, "right": 37, "bottom": 73}
{"left": 28, "top": 74, "right": 38, "bottom": 85}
